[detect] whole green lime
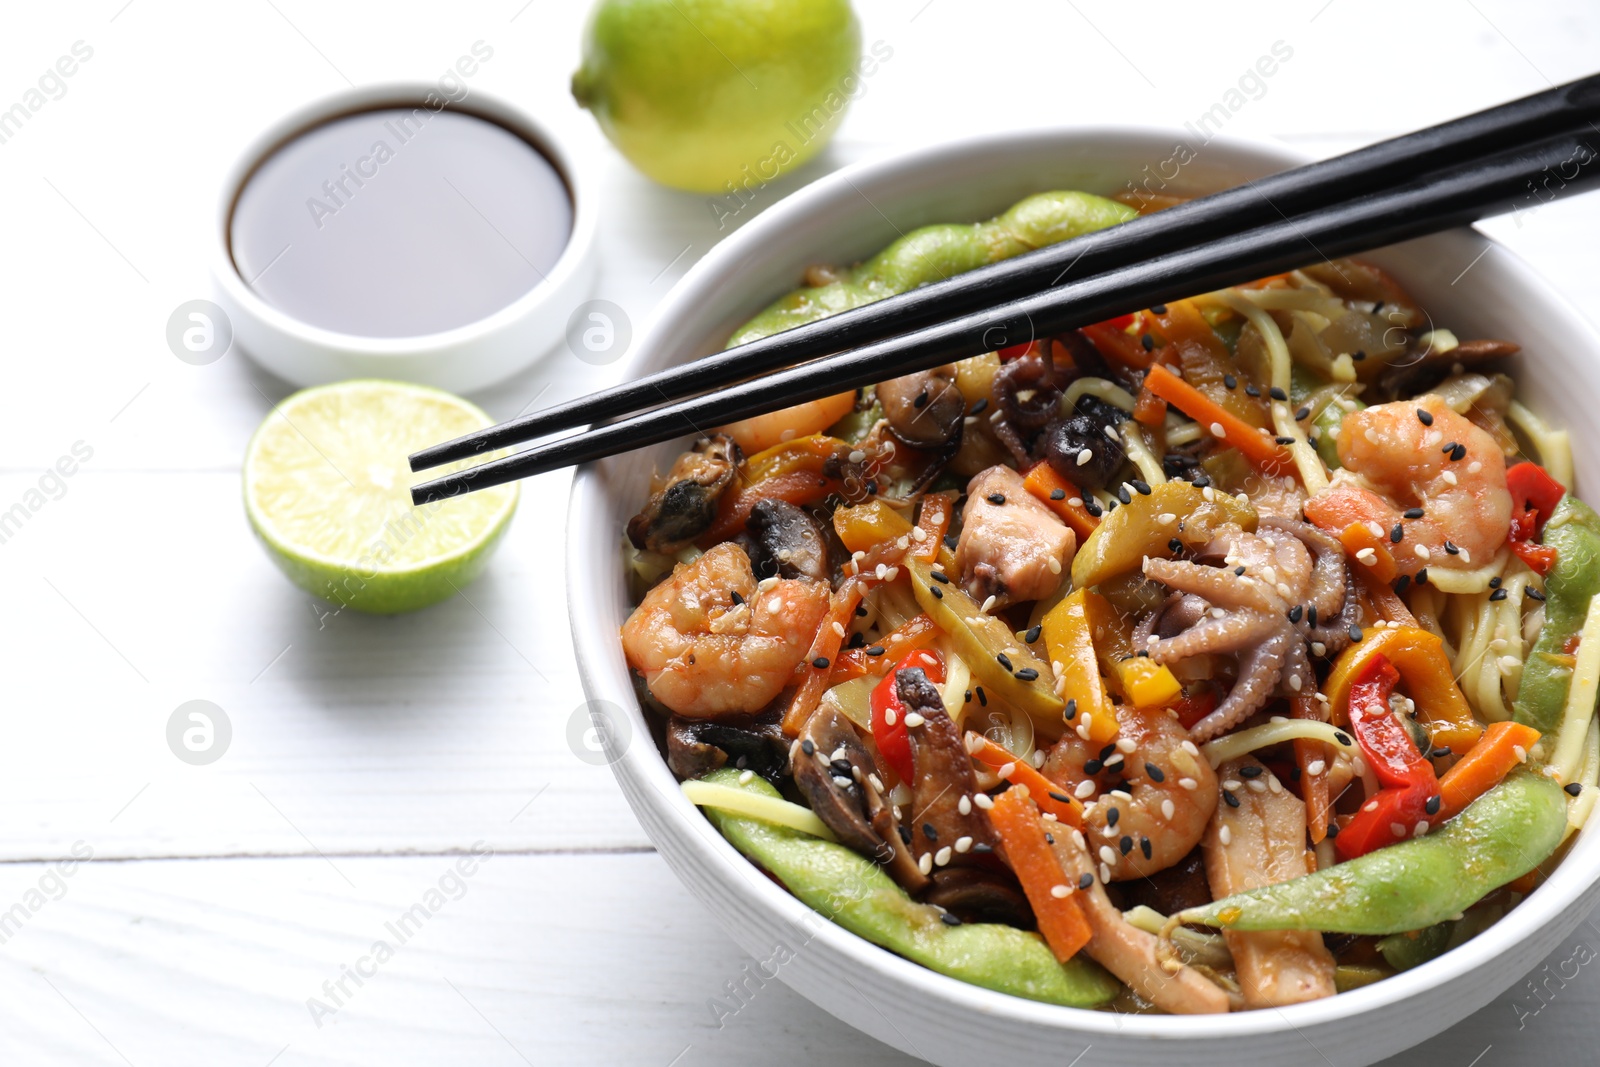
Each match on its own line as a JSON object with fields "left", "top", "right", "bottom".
{"left": 572, "top": 0, "right": 863, "bottom": 194}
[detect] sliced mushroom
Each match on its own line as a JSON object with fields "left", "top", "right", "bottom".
{"left": 1375, "top": 338, "right": 1520, "bottom": 401}
{"left": 1039, "top": 394, "right": 1127, "bottom": 492}
{"left": 791, "top": 705, "right": 928, "bottom": 892}
{"left": 665, "top": 705, "right": 790, "bottom": 783}
{"left": 745, "top": 499, "right": 830, "bottom": 582}
{"left": 626, "top": 435, "right": 741, "bottom": 552}
{"left": 897, "top": 667, "right": 998, "bottom": 869}
{"left": 922, "top": 867, "right": 1034, "bottom": 928}
{"left": 877, "top": 365, "right": 965, "bottom": 448}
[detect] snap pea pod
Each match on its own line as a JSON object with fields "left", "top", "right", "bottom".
{"left": 1514, "top": 495, "right": 1600, "bottom": 738}
{"left": 1377, "top": 921, "right": 1452, "bottom": 972}
{"left": 727, "top": 191, "right": 1137, "bottom": 345}
{"left": 1171, "top": 773, "right": 1566, "bottom": 936}
{"left": 697, "top": 769, "right": 1120, "bottom": 1007}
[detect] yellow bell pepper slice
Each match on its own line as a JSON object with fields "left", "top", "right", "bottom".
{"left": 1041, "top": 590, "right": 1120, "bottom": 744}
{"left": 1324, "top": 625, "right": 1484, "bottom": 754}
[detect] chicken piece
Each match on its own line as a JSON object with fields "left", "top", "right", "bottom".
{"left": 1202, "top": 758, "right": 1336, "bottom": 1009}
{"left": 954, "top": 465, "right": 1074, "bottom": 607}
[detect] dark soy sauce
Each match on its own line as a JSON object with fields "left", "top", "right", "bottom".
{"left": 230, "top": 107, "right": 572, "bottom": 338}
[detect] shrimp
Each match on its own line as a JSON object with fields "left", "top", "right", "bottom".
{"left": 1304, "top": 394, "right": 1511, "bottom": 572}
{"left": 717, "top": 391, "right": 857, "bottom": 455}
{"left": 621, "top": 542, "right": 830, "bottom": 717}
{"left": 1041, "top": 699, "right": 1218, "bottom": 882}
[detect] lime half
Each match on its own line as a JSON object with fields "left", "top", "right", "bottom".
{"left": 244, "top": 380, "right": 518, "bottom": 614}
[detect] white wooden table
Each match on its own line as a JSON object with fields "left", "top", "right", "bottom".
{"left": 3, "top": 1, "right": 1598, "bottom": 1062}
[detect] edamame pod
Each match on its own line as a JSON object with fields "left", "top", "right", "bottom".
{"left": 1514, "top": 496, "right": 1600, "bottom": 738}
{"left": 1171, "top": 773, "right": 1566, "bottom": 936}
{"left": 699, "top": 769, "right": 1120, "bottom": 1007}
{"left": 728, "top": 192, "right": 1138, "bottom": 345}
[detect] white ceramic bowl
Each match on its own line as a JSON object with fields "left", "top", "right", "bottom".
{"left": 567, "top": 128, "right": 1600, "bottom": 1066}
{"left": 212, "top": 82, "right": 599, "bottom": 394}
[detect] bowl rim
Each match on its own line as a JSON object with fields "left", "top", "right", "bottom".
{"left": 209, "top": 80, "right": 599, "bottom": 359}
{"left": 568, "top": 124, "right": 1600, "bottom": 1044}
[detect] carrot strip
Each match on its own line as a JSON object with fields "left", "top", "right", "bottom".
{"left": 829, "top": 612, "right": 938, "bottom": 684}
{"left": 1361, "top": 570, "right": 1418, "bottom": 628}
{"left": 1339, "top": 522, "right": 1399, "bottom": 584}
{"left": 1133, "top": 384, "right": 1167, "bottom": 427}
{"left": 964, "top": 732, "right": 1083, "bottom": 827}
{"left": 915, "top": 492, "right": 958, "bottom": 563}
{"left": 1021, "top": 463, "right": 1100, "bottom": 541}
{"left": 1436, "top": 721, "right": 1543, "bottom": 821}
{"left": 1291, "top": 693, "right": 1332, "bottom": 843}
{"left": 988, "top": 789, "right": 1092, "bottom": 963}
{"left": 1143, "top": 363, "right": 1292, "bottom": 474}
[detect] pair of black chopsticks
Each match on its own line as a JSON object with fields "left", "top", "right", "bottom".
{"left": 410, "top": 74, "right": 1600, "bottom": 506}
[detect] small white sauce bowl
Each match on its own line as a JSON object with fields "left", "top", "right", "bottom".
{"left": 568, "top": 128, "right": 1600, "bottom": 1066}
{"left": 211, "top": 82, "right": 598, "bottom": 394}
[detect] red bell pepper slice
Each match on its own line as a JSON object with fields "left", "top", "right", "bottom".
{"left": 1506, "top": 462, "right": 1565, "bottom": 575}
{"left": 869, "top": 648, "right": 945, "bottom": 784}
{"left": 1335, "top": 654, "right": 1442, "bottom": 860}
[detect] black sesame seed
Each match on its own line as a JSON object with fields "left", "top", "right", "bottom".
{"left": 1145, "top": 763, "right": 1165, "bottom": 782}
{"left": 1224, "top": 374, "right": 1238, "bottom": 390}
{"left": 801, "top": 740, "right": 816, "bottom": 756}
{"left": 1045, "top": 833, "right": 1055, "bottom": 845}
{"left": 1079, "top": 872, "right": 1095, "bottom": 890}
{"left": 1235, "top": 565, "right": 1246, "bottom": 576}
{"left": 1326, "top": 821, "right": 1341, "bottom": 837}
{"left": 1245, "top": 384, "right": 1261, "bottom": 398}
{"left": 1275, "top": 436, "right": 1295, "bottom": 445}
{"left": 1390, "top": 524, "right": 1404, "bottom": 543}
{"left": 898, "top": 825, "right": 911, "bottom": 844}
{"left": 866, "top": 646, "right": 886, "bottom": 657}
{"left": 1352, "top": 349, "right": 1367, "bottom": 361}
{"left": 730, "top": 590, "right": 745, "bottom": 606}
{"left": 930, "top": 587, "right": 944, "bottom": 600}
{"left": 1084, "top": 497, "right": 1104, "bottom": 517}
{"left": 1151, "top": 304, "right": 1168, "bottom": 314}
{"left": 1168, "top": 537, "right": 1184, "bottom": 553}
{"left": 964, "top": 689, "right": 972, "bottom": 703}
{"left": 940, "top": 912, "right": 962, "bottom": 926}
{"left": 1528, "top": 588, "right": 1547, "bottom": 602}
{"left": 1394, "top": 574, "right": 1411, "bottom": 594}
{"left": 831, "top": 758, "right": 853, "bottom": 777}
{"left": 987, "top": 492, "right": 1006, "bottom": 505}
{"left": 1015, "top": 667, "right": 1040, "bottom": 682}
{"left": 1441, "top": 442, "right": 1458, "bottom": 455}
{"left": 1050, "top": 488, "right": 1066, "bottom": 500}
{"left": 1064, "top": 698, "right": 1078, "bottom": 720}
{"left": 1431, "top": 747, "right": 1452, "bottom": 759}
{"left": 972, "top": 842, "right": 993, "bottom": 853}
{"left": 1566, "top": 782, "right": 1584, "bottom": 797}
{"left": 1450, "top": 444, "right": 1468, "bottom": 462}
{"left": 1191, "top": 475, "right": 1211, "bottom": 488}
{"left": 1140, "top": 836, "right": 1153, "bottom": 859}
{"left": 1416, "top": 568, "right": 1429, "bottom": 586}
{"left": 1308, "top": 605, "right": 1318, "bottom": 627}
{"left": 976, "top": 687, "right": 987, "bottom": 707}
{"left": 1288, "top": 605, "right": 1304, "bottom": 623}
{"left": 1444, "top": 541, "right": 1460, "bottom": 555}
{"left": 969, "top": 398, "right": 988, "bottom": 415}
{"left": 1117, "top": 485, "right": 1132, "bottom": 505}
{"left": 1417, "top": 408, "right": 1434, "bottom": 426}
{"left": 1425, "top": 794, "right": 1442, "bottom": 816}
{"left": 813, "top": 656, "right": 831, "bottom": 669}
{"left": 1107, "top": 806, "right": 1120, "bottom": 827}
{"left": 1490, "top": 587, "right": 1509, "bottom": 601}
{"left": 1119, "top": 835, "right": 1134, "bottom": 855}
{"left": 930, "top": 570, "right": 950, "bottom": 583}
{"left": 1349, "top": 625, "right": 1364, "bottom": 643}
{"left": 856, "top": 605, "right": 869, "bottom": 617}
{"left": 1239, "top": 765, "right": 1263, "bottom": 779}
{"left": 1222, "top": 789, "right": 1240, "bottom": 808}
{"left": 1084, "top": 759, "right": 1104, "bottom": 775}
{"left": 1049, "top": 791, "right": 1072, "bottom": 804}
{"left": 1295, "top": 406, "right": 1311, "bottom": 421}
{"left": 1025, "top": 624, "right": 1043, "bottom": 644}
{"left": 923, "top": 822, "right": 938, "bottom": 840}
{"left": 1098, "top": 744, "right": 1117, "bottom": 761}
{"left": 997, "top": 653, "right": 1014, "bottom": 672}
{"left": 1404, "top": 507, "right": 1425, "bottom": 519}
{"left": 1489, "top": 576, "right": 1503, "bottom": 589}
{"left": 1270, "top": 386, "right": 1289, "bottom": 402}
{"left": 1141, "top": 333, "right": 1156, "bottom": 351}
{"left": 1335, "top": 731, "right": 1353, "bottom": 746}
{"left": 1131, "top": 479, "right": 1152, "bottom": 496}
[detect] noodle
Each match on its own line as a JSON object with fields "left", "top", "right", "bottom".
{"left": 1509, "top": 399, "right": 1574, "bottom": 489}
{"left": 681, "top": 781, "right": 837, "bottom": 839}
{"left": 1120, "top": 420, "right": 1168, "bottom": 486}
{"left": 1550, "top": 593, "right": 1600, "bottom": 783}
{"left": 1200, "top": 719, "right": 1356, "bottom": 766}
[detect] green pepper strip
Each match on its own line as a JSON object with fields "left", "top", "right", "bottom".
{"left": 726, "top": 191, "right": 1137, "bottom": 345}
{"left": 1171, "top": 772, "right": 1566, "bottom": 936}
{"left": 1514, "top": 495, "right": 1600, "bottom": 739}
{"left": 697, "top": 769, "right": 1119, "bottom": 1008}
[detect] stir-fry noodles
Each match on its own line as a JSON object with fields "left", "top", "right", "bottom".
{"left": 618, "top": 190, "right": 1598, "bottom": 1013}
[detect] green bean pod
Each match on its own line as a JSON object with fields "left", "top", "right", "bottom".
{"left": 1514, "top": 495, "right": 1600, "bottom": 738}
{"left": 727, "top": 191, "right": 1138, "bottom": 345}
{"left": 699, "top": 769, "right": 1120, "bottom": 1007}
{"left": 1172, "top": 773, "right": 1566, "bottom": 936}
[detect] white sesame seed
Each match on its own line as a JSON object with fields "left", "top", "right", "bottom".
{"left": 999, "top": 761, "right": 1016, "bottom": 779}
{"left": 1311, "top": 641, "right": 1326, "bottom": 656}
{"left": 1415, "top": 544, "right": 1431, "bottom": 560}
{"left": 1414, "top": 821, "right": 1429, "bottom": 837}
{"left": 958, "top": 795, "right": 972, "bottom": 815}
{"left": 885, "top": 707, "right": 897, "bottom": 726}
{"left": 1074, "top": 780, "right": 1097, "bottom": 799}
{"left": 1307, "top": 759, "right": 1326, "bottom": 776}
{"left": 1048, "top": 556, "right": 1062, "bottom": 575}
{"left": 1179, "top": 777, "right": 1198, "bottom": 791}
{"left": 1514, "top": 744, "right": 1528, "bottom": 763}
{"left": 981, "top": 595, "right": 997, "bottom": 614}
{"left": 1181, "top": 740, "right": 1200, "bottom": 757}
{"left": 1210, "top": 421, "right": 1227, "bottom": 438}
{"left": 1161, "top": 798, "right": 1176, "bottom": 820}
{"left": 1247, "top": 778, "right": 1268, "bottom": 793}
{"left": 903, "top": 712, "right": 925, "bottom": 728}
{"left": 1116, "top": 737, "right": 1137, "bottom": 753}
{"left": 1032, "top": 749, "right": 1047, "bottom": 768}
{"left": 935, "top": 846, "right": 953, "bottom": 866}
{"left": 1100, "top": 862, "right": 1112, "bottom": 883}
{"left": 848, "top": 449, "right": 866, "bottom": 464}
{"left": 739, "top": 770, "right": 754, "bottom": 785}
{"left": 1158, "top": 512, "right": 1177, "bottom": 526}
{"left": 1202, "top": 486, "right": 1216, "bottom": 502}
{"left": 883, "top": 566, "right": 899, "bottom": 582}
{"left": 1390, "top": 822, "right": 1406, "bottom": 837}
{"left": 1442, "top": 470, "right": 1458, "bottom": 486}
{"left": 1077, "top": 448, "right": 1093, "bottom": 466}
{"left": 1356, "top": 547, "right": 1377, "bottom": 565}
{"left": 1104, "top": 425, "right": 1121, "bottom": 442}
{"left": 910, "top": 525, "right": 928, "bottom": 542}
{"left": 1050, "top": 884, "right": 1072, "bottom": 898}
{"left": 1468, "top": 461, "right": 1482, "bottom": 474}
{"left": 1072, "top": 829, "right": 1087, "bottom": 849}
{"left": 973, "top": 792, "right": 994, "bottom": 810}
{"left": 868, "top": 773, "right": 885, "bottom": 793}
{"left": 1219, "top": 824, "right": 1232, "bottom": 845}
{"left": 1099, "top": 845, "right": 1117, "bottom": 865}
{"left": 1289, "top": 674, "right": 1302, "bottom": 692}
{"left": 832, "top": 621, "right": 846, "bottom": 637}
{"left": 955, "top": 836, "right": 973, "bottom": 853}
{"left": 1223, "top": 779, "right": 1242, "bottom": 791}
{"left": 919, "top": 852, "right": 934, "bottom": 875}
{"left": 1068, "top": 497, "right": 1084, "bottom": 507}
{"left": 767, "top": 597, "right": 783, "bottom": 612}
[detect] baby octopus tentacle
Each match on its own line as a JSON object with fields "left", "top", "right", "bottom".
{"left": 1147, "top": 611, "right": 1279, "bottom": 661}
{"left": 1262, "top": 517, "right": 1346, "bottom": 623}
{"left": 1134, "top": 593, "right": 1210, "bottom": 649}
{"left": 1187, "top": 627, "right": 1293, "bottom": 741}
{"left": 1142, "top": 557, "right": 1281, "bottom": 615}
